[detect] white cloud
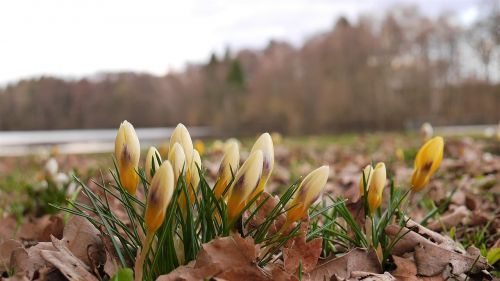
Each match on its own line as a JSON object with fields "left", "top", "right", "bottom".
{"left": 0, "top": 0, "right": 479, "bottom": 84}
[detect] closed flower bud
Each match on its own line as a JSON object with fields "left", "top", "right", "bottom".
{"left": 286, "top": 166, "right": 329, "bottom": 224}
{"left": 367, "top": 163, "right": 387, "bottom": 214}
{"left": 145, "top": 161, "right": 174, "bottom": 232}
{"left": 213, "top": 139, "right": 240, "bottom": 199}
{"left": 115, "top": 120, "right": 140, "bottom": 195}
{"left": 169, "top": 123, "right": 194, "bottom": 167}
{"left": 359, "top": 164, "right": 373, "bottom": 196}
{"left": 227, "top": 150, "right": 263, "bottom": 222}
{"left": 411, "top": 136, "right": 444, "bottom": 192}
{"left": 248, "top": 133, "right": 274, "bottom": 201}
{"left": 168, "top": 142, "right": 186, "bottom": 185}
{"left": 145, "top": 147, "right": 162, "bottom": 181}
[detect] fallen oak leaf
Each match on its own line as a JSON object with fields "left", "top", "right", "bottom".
{"left": 155, "top": 264, "right": 221, "bottom": 281}
{"left": 308, "top": 248, "right": 381, "bottom": 281}
{"left": 283, "top": 220, "right": 322, "bottom": 274}
{"left": 9, "top": 248, "right": 30, "bottom": 278}
{"left": 386, "top": 225, "right": 489, "bottom": 277}
{"left": 414, "top": 242, "right": 488, "bottom": 277}
{"left": 157, "top": 234, "right": 273, "bottom": 281}
{"left": 244, "top": 192, "right": 287, "bottom": 237}
{"left": 62, "top": 216, "right": 105, "bottom": 267}
{"left": 1, "top": 274, "right": 30, "bottom": 281}
{"left": 40, "top": 236, "right": 99, "bottom": 281}
{"left": 391, "top": 255, "right": 444, "bottom": 281}
{"left": 404, "top": 219, "right": 455, "bottom": 247}
{"left": 25, "top": 242, "right": 57, "bottom": 279}
{"left": 427, "top": 206, "right": 469, "bottom": 232}
{"left": 264, "top": 263, "right": 299, "bottom": 281}
{"left": 195, "top": 233, "right": 265, "bottom": 278}
{"left": 39, "top": 215, "right": 64, "bottom": 242}
{"left": 283, "top": 237, "right": 322, "bottom": 274}
{"left": 385, "top": 224, "right": 457, "bottom": 256}
{"left": 349, "top": 271, "right": 396, "bottom": 281}
{"left": 0, "top": 240, "right": 23, "bottom": 272}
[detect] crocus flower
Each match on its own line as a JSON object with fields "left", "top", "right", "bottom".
{"left": 367, "top": 162, "right": 386, "bottom": 214}
{"left": 286, "top": 166, "right": 329, "bottom": 224}
{"left": 144, "top": 161, "right": 174, "bottom": 232}
{"left": 213, "top": 139, "right": 240, "bottom": 199}
{"left": 411, "top": 136, "right": 444, "bottom": 192}
{"left": 115, "top": 120, "right": 140, "bottom": 195}
{"left": 226, "top": 150, "right": 263, "bottom": 222}
{"left": 248, "top": 133, "right": 274, "bottom": 201}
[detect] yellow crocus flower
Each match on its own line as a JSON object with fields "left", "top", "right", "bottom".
{"left": 115, "top": 120, "right": 140, "bottom": 195}
{"left": 367, "top": 162, "right": 386, "bottom": 214}
{"left": 169, "top": 123, "right": 194, "bottom": 167}
{"left": 286, "top": 166, "right": 329, "bottom": 224}
{"left": 411, "top": 136, "right": 444, "bottom": 192}
{"left": 248, "top": 133, "right": 274, "bottom": 201}
{"left": 144, "top": 161, "right": 174, "bottom": 232}
{"left": 213, "top": 139, "right": 240, "bottom": 199}
{"left": 137, "top": 161, "right": 174, "bottom": 281}
{"left": 226, "top": 150, "right": 263, "bottom": 222}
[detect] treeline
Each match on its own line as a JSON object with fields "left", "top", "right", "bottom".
{"left": 0, "top": 5, "right": 499, "bottom": 134}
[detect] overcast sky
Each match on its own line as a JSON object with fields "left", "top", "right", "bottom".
{"left": 0, "top": 0, "right": 482, "bottom": 84}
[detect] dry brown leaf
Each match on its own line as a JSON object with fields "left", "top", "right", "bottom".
{"left": 17, "top": 215, "right": 61, "bottom": 242}
{"left": 1, "top": 274, "right": 30, "bottom": 281}
{"left": 156, "top": 264, "right": 221, "bottom": 281}
{"left": 346, "top": 199, "right": 365, "bottom": 230}
{"left": 386, "top": 225, "right": 489, "bottom": 277}
{"left": 0, "top": 239, "right": 23, "bottom": 272}
{"left": 308, "top": 248, "right": 381, "bottom": 281}
{"left": 427, "top": 206, "right": 469, "bottom": 232}
{"left": 282, "top": 220, "right": 322, "bottom": 274}
{"left": 25, "top": 242, "right": 57, "bottom": 279}
{"left": 40, "top": 236, "right": 99, "bottom": 281}
{"left": 157, "top": 234, "right": 274, "bottom": 281}
{"left": 62, "top": 216, "right": 104, "bottom": 267}
{"left": 283, "top": 237, "right": 322, "bottom": 274}
{"left": 38, "top": 216, "right": 64, "bottom": 242}
{"left": 264, "top": 264, "right": 299, "bottom": 281}
{"left": 10, "top": 248, "right": 30, "bottom": 276}
{"left": 391, "top": 255, "right": 444, "bottom": 281}
{"left": 414, "top": 243, "right": 488, "bottom": 277}
{"left": 349, "top": 271, "right": 395, "bottom": 281}
{"left": 195, "top": 233, "right": 261, "bottom": 271}
{"left": 244, "top": 192, "right": 286, "bottom": 237}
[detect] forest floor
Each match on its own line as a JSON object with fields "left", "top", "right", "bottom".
{"left": 0, "top": 132, "right": 498, "bottom": 280}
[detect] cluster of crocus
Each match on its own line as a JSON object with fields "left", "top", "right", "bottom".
{"left": 358, "top": 136, "right": 444, "bottom": 214}
{"left": 218, "top": 133, "right": 276, "bottom": 223}
{"left": 113, "top": 120, "right": 333, "bottom": 280}
{"left": 210, "top": 131, "right": 329, "bottom": 226}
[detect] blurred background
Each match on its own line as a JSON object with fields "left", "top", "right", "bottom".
{"left": 0, "top": 0, "right": 499, "bottom": 226}
{"left": 0, "top": 0, "right": 498, "bottom": 137}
